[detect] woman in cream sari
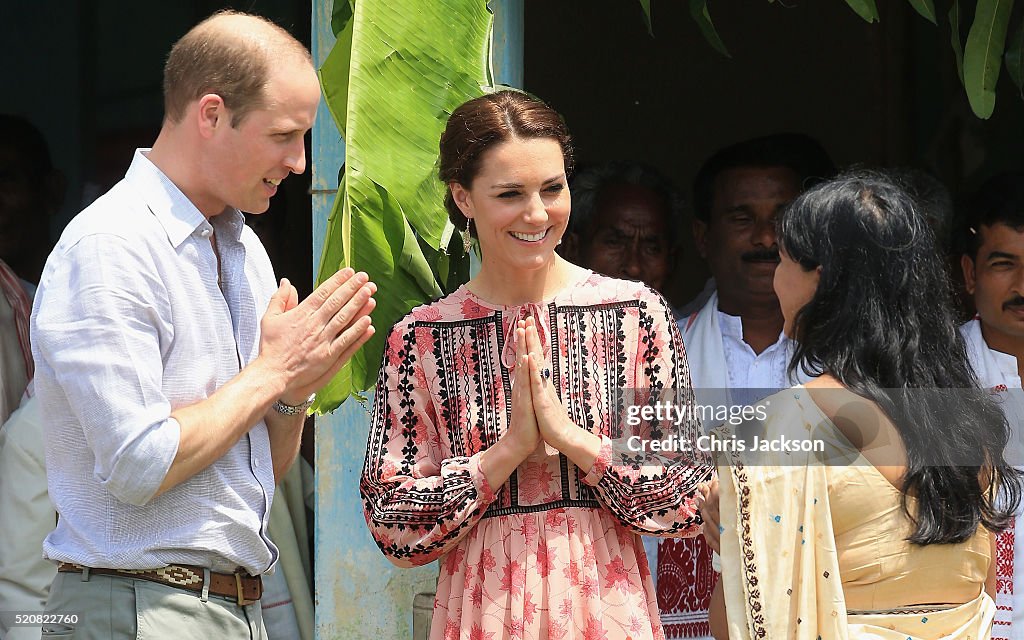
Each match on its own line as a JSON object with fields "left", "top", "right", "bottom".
{"left": 703, "top": 171, "right": 1022, "bottom": 639}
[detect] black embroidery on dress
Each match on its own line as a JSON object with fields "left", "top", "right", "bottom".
{"left": 363, "top": 284, "right": 716, "bottom": 565}
{"left": 396, "top": 326, "right": 420, "bottom": 469}
{"left": 483, "top": 498, "right": 601, "bottom": 518}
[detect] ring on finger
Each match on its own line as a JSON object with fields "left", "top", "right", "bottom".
{"left": 541, "top": 367, "right": 551, "bottom": 381}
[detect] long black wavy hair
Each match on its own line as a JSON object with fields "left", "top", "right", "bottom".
{"left": 779, "top": 169, "right": 1020, "bottom": 544}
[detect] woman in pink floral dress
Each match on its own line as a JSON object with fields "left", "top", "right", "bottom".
{"left": 360, "top": 90, "right": 714, "bottom": 640}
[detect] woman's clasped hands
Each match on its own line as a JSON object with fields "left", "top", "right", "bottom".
{"left": 505, "top": 318, "right": 542, "bottom": 458}
{"left": 481, "top": 317, "right": 603, "bottom": 490}
{"left": 505, "top": 316, "right": 589, "bottom": 461}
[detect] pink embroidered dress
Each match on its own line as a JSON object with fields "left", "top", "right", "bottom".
{"left": 361, "top": 272, "right": 713, "bottom": 640}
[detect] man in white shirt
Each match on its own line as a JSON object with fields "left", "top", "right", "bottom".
{"left": 31, "top": 12, "right": 376, "bottom": 640}
{"left": 679, "top": 134, "right": 834, "bottom": 404}
{"left": 655, "top": 134, "right": 834, "bottom": 639}
{"left": 958, "top": 172, "right": 1024, "bottom": 640}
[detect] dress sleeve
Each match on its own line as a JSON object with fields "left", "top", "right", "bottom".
{"left": 360, "top": 318, "right": 497, "bottom": 567}
{"left": 580, "top": 287, "right": 715, "bottom": 536}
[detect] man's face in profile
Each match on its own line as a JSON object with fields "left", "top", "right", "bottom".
{"left": 203, "top": 63, "right": 320, "bottom": 216}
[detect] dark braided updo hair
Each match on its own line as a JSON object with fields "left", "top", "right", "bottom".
{"left": 438, "top": 90, "right": 573, "bottom": 237}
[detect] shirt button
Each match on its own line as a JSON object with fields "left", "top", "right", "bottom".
{"left": 253, "top": 458, "right": 260, "bottom": 468}
{"left": 200, "top": 228, "right": 212, "bottom": 238}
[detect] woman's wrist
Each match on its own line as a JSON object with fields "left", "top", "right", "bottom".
{"left": 544, "top": 415, "right": 581, "bottom": 451}
{"left": 546, "top": 418, "right": 602, "bottom": 471}
{"left": 502, "top": 427, "right": 539, "bottom": 460}
{"left": 482, "top": 435, "right": 533, "bottom": 488}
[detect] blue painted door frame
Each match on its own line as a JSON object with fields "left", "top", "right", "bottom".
{"left": 309, "top": 3, "right": 523, "bottom": 638}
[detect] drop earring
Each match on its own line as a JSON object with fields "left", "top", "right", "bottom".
{"left": 461, "top": 218, "right": 473, "bottom": 255}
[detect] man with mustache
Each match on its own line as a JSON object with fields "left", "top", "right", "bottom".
{"left": 680, "top": 134, "right": 834, "bottom": 406}
{"left": 653, "top": 134, "right": 833, "bottom": 640}
{"left": 958, "top": 172, "right": 1024, "bottom": 639}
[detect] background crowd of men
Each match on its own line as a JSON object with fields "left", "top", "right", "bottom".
{"left": 0, "top": 10, "right": 1022, "bottom": 640}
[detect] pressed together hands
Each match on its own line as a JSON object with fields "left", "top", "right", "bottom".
{"left": 258, "top": 267, "right": 377, "bottom": 406}
{"left": 157, "top": 267, "right": 376, "bottom": 496}
{"left": 255, "top": 274, "right": 725, "bottom": 548}
{"left": 479, "top": 317, "right": 605, "bottom": 490}
{"left": 471, "top": 317, "right": 723, "bottom": 546}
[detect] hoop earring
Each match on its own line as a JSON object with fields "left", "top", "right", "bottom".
{"left": 461, "top": 218, "right": 473, "bottom": 256}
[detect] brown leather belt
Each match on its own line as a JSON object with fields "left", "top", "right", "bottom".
{"left": 57, "top": 562, "right": 262, "bottom": 605}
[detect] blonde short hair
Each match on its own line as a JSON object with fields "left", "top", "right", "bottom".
{"left": 162, "top": 10, "right": 312, "bottom": 127}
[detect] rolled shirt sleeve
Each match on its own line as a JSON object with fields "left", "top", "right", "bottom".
{"left": 33, "top": 233, "right": 178, "bottom": 506}
{"left": 30, "top": 150, "right": 279, "bottom": 575}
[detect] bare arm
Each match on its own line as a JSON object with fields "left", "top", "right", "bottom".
{"left": 698, "top": 477, "right": 721, "bottom": 553}
{"left": 986, "top": 528, "right": 997, "bottom": 599}
{"left": 709, "top": 579, "right": 729, "bottom": 639}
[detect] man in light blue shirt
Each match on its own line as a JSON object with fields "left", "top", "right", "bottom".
{"left": 31, "top": 11, "right": 376, "bottom": 639}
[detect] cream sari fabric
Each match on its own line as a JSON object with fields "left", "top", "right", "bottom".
{"left": 716, "top": 387, "right": 995, "bottom": 640}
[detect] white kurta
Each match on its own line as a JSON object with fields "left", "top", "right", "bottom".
{"left": 961, "top": 318, "right": 1024, "bottom": 640}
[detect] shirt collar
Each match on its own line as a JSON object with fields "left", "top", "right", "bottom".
{"left": 716, "top": 307, "right": 790, "bottom": 353}
{"left": 124, "top": 149, "right": 244, "bottom": 248}
{"left": 716, "top": 309, "right": 744, "bottom": 339}
{"left": 962, "top": 318, "right": 1021, "bottom": 388}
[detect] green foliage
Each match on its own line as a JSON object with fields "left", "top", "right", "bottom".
{"left": 845, "top": 0, "right": 881, "bottom": 23}
{"left": 661, "top": 0, "right": 1021, "bottom": 119}
{"left": 314, "top": 0, "right": 490, "bottom": 410}
{"left": 951, "top": 0, "right": 967, "bottom": 86}
{"left": 689, "top": 0, "right": 731, "bottom": 57}
{"left": 964, "top": 0, "right": 1016, "bottom": 118}
{"left": 639, "top": 0, "right": 654, "bottom": 36}
{"left": 908, "top": 0, "right": 939, "bottom": 24}
{"left": 1006, "top": 14, "right": 1024, "bottom": 96}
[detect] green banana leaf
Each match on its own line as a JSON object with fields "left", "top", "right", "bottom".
{"left": 331, "top": 0, "right": 354, "bottom": 38}
{"left": 950, "top": 0, "right": 967, "bottom": 87}
{"left": 689, "top": 0, "right": 731, "bottom": 57}
{"left": 844, "top": 0, "right": 880, "bottom": 23}
{"left": 639, "top": 0, "right": 654, "bottom": 36}
{"left": 314, "top": 0, "right": 491, "bottom": 411}
{"left": 907, "top": 0, "right": 937, "bottom": 24}
{"left": 963, "top": 0, "right": 1015, "bottom": 118}
{"left": 1006, "top": 14, "right": 1024, "bottom": 97}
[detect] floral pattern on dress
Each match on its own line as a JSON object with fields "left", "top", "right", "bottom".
{"left": 361, "top": 273, "right": 714, "bottom": 639}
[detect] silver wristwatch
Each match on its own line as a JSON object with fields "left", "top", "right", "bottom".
{"left": 272, "top": 393, "right": 316, "bottom": 415}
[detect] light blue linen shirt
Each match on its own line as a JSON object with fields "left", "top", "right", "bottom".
{"left": 31, "top": 149, "right": 279, "bottom": 575}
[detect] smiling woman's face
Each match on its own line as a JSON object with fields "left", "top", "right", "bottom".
{"left": 450, "top": 137, "right": 570, "bottom": 275}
